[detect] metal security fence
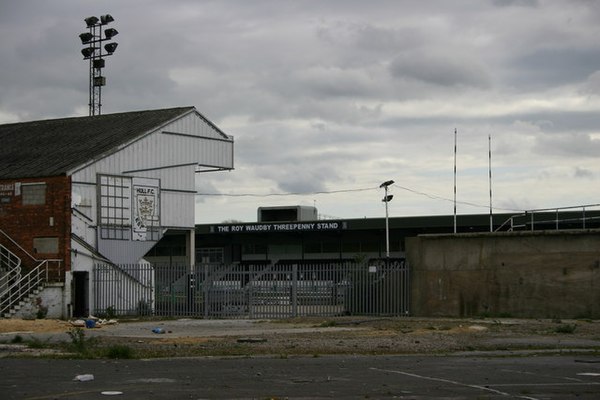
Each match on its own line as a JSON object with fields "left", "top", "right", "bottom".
{"left": 93, "top": 260, "right": 409, "bottom": 318}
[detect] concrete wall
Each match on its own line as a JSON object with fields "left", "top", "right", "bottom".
{"left": 406, "top": 230, "right": 600, "bottom": 319}
{"left": 12, "top": 283, "right": 65, "bottom": 319}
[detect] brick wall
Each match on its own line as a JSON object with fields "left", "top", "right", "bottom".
{"left": 0, "top": 175, "right": 71, "bottom": 278}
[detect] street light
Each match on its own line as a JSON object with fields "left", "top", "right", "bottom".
{"left": 79, "top": 14, "right": 119, "bottom": 116}
{"left": 380, "top": 180, "right": 394, "bottom": 258}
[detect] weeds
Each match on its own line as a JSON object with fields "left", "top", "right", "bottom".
{"left": 27, "top": 337, "right": 48, "bottom": 349}
{"left": 11, "top": 335, "right": 23, "bottom": 344}
{"left": 319, "top": 320, "right": 337, "bottom": 327}
{"left": 66, "top": 327, "right": 96, "bottom": 353}
{"left": 554, "top": 324, "right": 577, "bottom": 334}
{"left": 105, "top": 345, "right": 134, "bottom": 359}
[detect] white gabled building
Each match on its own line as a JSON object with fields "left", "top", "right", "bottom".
{"left": 0, "top": 106, "right": 234, "bottom": 317}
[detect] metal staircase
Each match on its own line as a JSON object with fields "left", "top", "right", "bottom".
{"left": 0, "top": 230, "right": 62, "bottom": 318}
{"left": 0, "top": 243, "right": 22, "bottom": 303}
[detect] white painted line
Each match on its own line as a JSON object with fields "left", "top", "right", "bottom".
{"left": 577, "top": 372, "right": 600, "bottom": 377}
{"left": 492, "top": 382, "right": 600, "bottom": 387}
{"left": 369, "top": 367, "right": 540, "bottom": 400}
{"left": 500, "top": 368, "right": 583, "bottom": 382}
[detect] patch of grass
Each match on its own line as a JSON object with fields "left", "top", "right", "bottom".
{"left": 11, "top": 335, "right": 23, "bottom": 344}
{"left": 105, "top": 345, "right": 134, "bottom": 359}
{"left": 27, "top": 337, "right": 49, "bottom": 349}
{"left": 67, "top": 327, "right": 87, "bottom": 352}
{"left": 66, "top": 327, "right": 97, "bottom": 354}
{"left": 554, "top": 324, "right": 577, "bottom": 334}
{"left": 319, "top": 320, "right": 337, "bottom": 327}
{"left": 479, "top": 312, "right": 512, "bottom": 319}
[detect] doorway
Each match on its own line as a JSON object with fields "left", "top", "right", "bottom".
{"left": 72, "top": 271, "right": 89, "bottom": 317}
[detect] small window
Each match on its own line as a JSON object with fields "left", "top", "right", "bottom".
{"left": 198, "top": 247, "right": 224, "bottom": 263}
{"left": 33, "top": 237, "right": 59, "bottom": 254}
{"left": 22, "top": 183, "right": 46, "bottom": 205}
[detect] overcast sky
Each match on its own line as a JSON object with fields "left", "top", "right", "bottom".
{"left": 1, "top": 0, "right": 600, "bottom": 223}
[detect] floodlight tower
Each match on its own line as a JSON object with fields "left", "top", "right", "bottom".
{"left": 79, "top": 14, "right": 119, "bottom": 116}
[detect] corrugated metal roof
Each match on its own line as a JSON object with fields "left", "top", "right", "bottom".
{"left": 0, "top": 106, "right": 210, "bottom": 179}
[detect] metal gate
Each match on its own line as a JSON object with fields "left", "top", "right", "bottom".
{"left": 94, "top": 260, "right": 409, "bottom": 318}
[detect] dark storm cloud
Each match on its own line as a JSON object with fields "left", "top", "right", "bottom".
{"left": 389, "top": 53, "right": 491, "bottom": 89}
{"left": 510, "top": 47, "right": 600, "bottom": 89}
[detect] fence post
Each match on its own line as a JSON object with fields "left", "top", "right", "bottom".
{"left": 203, "top": 264, "right": 209, "bottom": 318}
{"left": 292, "top": 264, "right": 298, "bottom": 317}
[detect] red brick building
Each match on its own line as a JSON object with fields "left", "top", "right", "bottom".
{"left": 1, "top": 176, "right": 71, "bottom": 276}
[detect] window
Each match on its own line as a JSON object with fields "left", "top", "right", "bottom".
{"left": 22, "top": 183, "right": 46, "bottom": 205}
{"left": 242, "top": 243, "right": 267, "bottom": 255}
{"left": 198, "top": 247, "right": 224, "bottom": 263}
{"left": 98, "top": 175, "right": 131, "bottom": 240}
{"left": 33, "top": 237, "right": 59, "bottom": 254}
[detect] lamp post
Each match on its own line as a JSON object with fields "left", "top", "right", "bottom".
{"left": 79, "top": 14, "right": 119, "bottom": 116}
{"left": 380, "top": 180, "right": 394, "bottom": 258}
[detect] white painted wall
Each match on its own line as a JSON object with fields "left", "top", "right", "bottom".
{"left": 65, "top": 110, "right": 233, "bottom": 318}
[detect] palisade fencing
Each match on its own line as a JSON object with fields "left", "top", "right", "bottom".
{"left": 93, "top": 260, "right": 409, "bottom": 318}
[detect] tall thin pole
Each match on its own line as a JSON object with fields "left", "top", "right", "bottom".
{"left": 385, "top": 185, "right": 390, "bottom": 258}
{"left": 489, "top": 134, "right": 493, "bottom": 232}
{"left": 380, "top": 179, "right": 394, "bottom": 258}
{"left": 453, "top": 128, "right": 457, "bottom": 234}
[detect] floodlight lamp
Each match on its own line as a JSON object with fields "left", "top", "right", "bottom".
{"left": 104, "top": 28, "right": 118, "bottom": 39}
{"left": 84, "top": 16, "right": 99, "bottom": 27}
{"left": 379, "top": 180, "right": 395, "bottom": 188}
{"left": 100, "top": 14, "right": 114, "bottom": 24}
{"left": 104, "top": 42, "right": 118, "bottom": 54}
{"left": 81, "top": 47, "right": 96, "bottom": 58}
{"left": 382, "top": 195, "right": 394, "bottom": 202}
{"left": 93, "top": 58, "right": 105, "bottom": 69}
{"left": 79, "top": 32, "right": 94, "bottom": 44}
{"left": 93, "top": 76, "right": 106, "bottom": 87}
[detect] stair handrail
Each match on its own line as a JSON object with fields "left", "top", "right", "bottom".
{"left": 0, "top": 243, "right": 22, "bottom": 274}
{"left": 0, "top": 259, "right": 49, "bottom": 316}
{"left": 0, "top": 228, "right": 39, "bottom": 263}
{"left": 0, "top": 243, "right": 23, "bottom": 308}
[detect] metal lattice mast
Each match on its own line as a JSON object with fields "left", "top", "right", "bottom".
{"left": 80, "top": 15, "right": 118, "bottom": 116}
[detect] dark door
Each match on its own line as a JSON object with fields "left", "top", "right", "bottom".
{"left": 72, "top": 271, "right": 89, "bottom": 317}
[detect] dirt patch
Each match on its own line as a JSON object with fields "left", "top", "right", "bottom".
{"left": 0, "top": 318, "right": 70, "bottom": 334}
{"left": 1, "top": 317, "right": 599, "bottom": 358}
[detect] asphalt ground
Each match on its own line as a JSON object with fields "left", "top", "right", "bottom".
{"left": 1, "top": 354, "right": 599, "bottom": 399}
{"left": 1, "top": 318, "right": 600, "bottom": 399}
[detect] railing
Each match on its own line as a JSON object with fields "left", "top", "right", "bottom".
{"left": 0, "top": 259, "right": 58, "bottom": 316}
{"left": 0, "top": 228, "right": 39, "bottom": 265}
{"left": 94, "top": 260, "right": 410, "bottom": 319}
{"left": 1, "top": 228, "right": 64, "bottom": 316}
{"left": 0, "top": 243, "right": 21, "bottom": 274}
{"left": 495, "top": 204, "right": 600, "bottom": 232}
{"left": 0, "top": 244, "right": 22, "bottom": 303}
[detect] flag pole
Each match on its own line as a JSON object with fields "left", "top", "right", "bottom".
{"left": 489, "top": 134, "right": 493, "bottom": 232}
{"left": 453, "top": 128, "right": 457, "bottom": 234}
